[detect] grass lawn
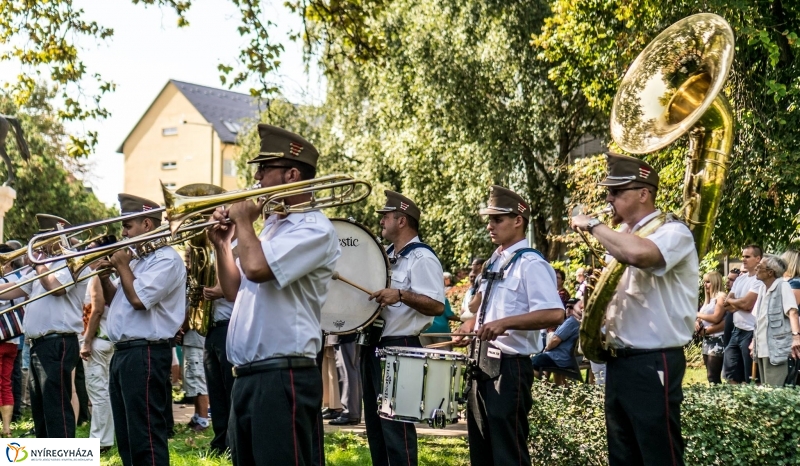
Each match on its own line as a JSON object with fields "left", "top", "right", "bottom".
{"left": 8, "top": 416, "right": 469, "bottom": 466}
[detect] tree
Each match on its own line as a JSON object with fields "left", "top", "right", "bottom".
{"left": 0, "top": 86, "right": 118, "bottom": 241}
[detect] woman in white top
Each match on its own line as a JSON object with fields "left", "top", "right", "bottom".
{"left": 695, "top": 271, "right": 727, "bottom": 383}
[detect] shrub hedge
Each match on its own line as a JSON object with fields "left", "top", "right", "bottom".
{"left": 529, "top": 381, "right": 800, "bottom": 465}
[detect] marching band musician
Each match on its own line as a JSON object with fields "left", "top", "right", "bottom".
{"left": 95, "top": 194, "right": 186, "bottom": 466}
{"left": 208, "top": 124, "right": 340, "bottom": 466}
{"left": 453, "top": 186, "right": 564, "bottom": 466}
{"left": 570, "top": 153, "right": 698, "bottom": 466}
{"left": 0, "top": 214, "right": 91, "bottom": 438}
{"left": 201, "top": 261, "right": 236, "bottom": 454}
{"left": 365, "top": 191, "right": 445, "bottom": 466}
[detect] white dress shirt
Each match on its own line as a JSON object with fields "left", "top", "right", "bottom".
{"left": 212, "top": 298, "right": 234, "bottom": 322}
{"left": 20, "top": 260, "right": 90, "bottom": 339}
{"left": 605, "top": 211, "right": 699, "bottom": 349}
{"left": 730, "top": 272, "right": 761, "bottom": 331}
{"left": 106, "top": 246, "right": 187, "bottom": 342}
{"left": 227, "top": 211, "right": 340, "bottom": 366}
{"left": 380, "top": 236, "right": 445, "bottom": 337}
{"left": 475, "top": 239, "right": 564, "bottom": 355}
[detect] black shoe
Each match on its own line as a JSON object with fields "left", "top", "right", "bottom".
{"left": 100, "top": 446, "right": 112, "bottom": 454}
{"left": 328, "top": 416, "right": 359, "bottom": 426}
{"left": 20, "top": 428, "right": 35, "bottom": 438}
{"left": 322, "top": 410, "right": 343, "bottom": 420}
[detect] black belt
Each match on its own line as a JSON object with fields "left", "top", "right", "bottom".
{"left": 232, "top": 357, "right": 316, "bottom": 378}
{"left": 503, "top": 353, "right": 532, "bottom": 359}
{"left": 31, "top": 333, "right": 76, "bottom": 346}
{"left": 606, "top": 346, "right": 683, "bottom": 359}
{"left": 378, "top": 335, "right": 419, "bottom": 347}
{"left": 210, "top": 319, "right": 230, "bottom": 329}
{"left": 114, "top": 338, "right": 171, "bottom": 351}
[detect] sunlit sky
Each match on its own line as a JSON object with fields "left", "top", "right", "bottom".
{"left": 1, "top": 0, "right": 323, "bottom": 207}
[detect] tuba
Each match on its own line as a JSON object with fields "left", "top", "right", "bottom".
{"left": 579, "top": 13, "right": 735, "bottom": 363}
{"left": 185, "top": 231, "right": 216, "bottom": 337}
{"left": 175, "top": 183, "right": 226, "bottom": 337}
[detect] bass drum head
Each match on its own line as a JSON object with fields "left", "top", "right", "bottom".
{"left": 321, "top": 218, "right": 390, "bottom": 334}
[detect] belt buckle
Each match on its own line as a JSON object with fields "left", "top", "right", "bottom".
{"left": 232, "top": 366, "right": 239, "bottom": 378}
{"left": 608, "top": 347, "right": 618, "bottom": 358}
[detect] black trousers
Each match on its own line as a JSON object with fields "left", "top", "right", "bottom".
{"left": 110, "top": 343, "right": 171, "bottom": 466}
{"left": 74, "top": 358, "right": 90, "bottom": 425}
{"left": 29, "top": 334, "right": 79, "bottom": 438}
{"left": 605, "top": 348, "right": 686, "bottom": 466}
{"left": 228, "top": 364, "right": 321, "bottom": 466}
{"left": 362, "top": 336, "right": 420, "bottom": 466}
{"left": 467, "top": 355, "right": 534, "bottom": 466}
{"left": 203, "top": 324, "right": 234, "bottom": 453}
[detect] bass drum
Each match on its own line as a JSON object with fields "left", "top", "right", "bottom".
{"left": 320, "top": 218, "right": 390, "bottom": 334}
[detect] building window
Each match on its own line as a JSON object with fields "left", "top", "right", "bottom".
{"left": 223, "top": 159, "right": 237, "bottom": 177}
{"left": 161, "top": 161, "right": 177, "bottom": 170}
{"left": 223, "top": 120, "right": 241, "bottom": 134}
{"left": 163, "top": 182, "right": 177, "bottom": 189}
{"left": 162, "top": 127, "right": 178, "bottom": 136}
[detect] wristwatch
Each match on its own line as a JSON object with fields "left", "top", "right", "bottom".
{"left": 586, "top": 218, "right": 602, "bottom": 233}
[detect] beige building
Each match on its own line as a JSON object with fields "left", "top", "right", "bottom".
{"left": 118, "top": 79, "right": 260, "bottom": 203}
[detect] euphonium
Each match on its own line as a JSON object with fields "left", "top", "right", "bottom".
{"left": 579, "top": 13, "right": 735, "bottom": 363}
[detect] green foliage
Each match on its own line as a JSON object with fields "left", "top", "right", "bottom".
{"left": 529, "top": 380, "right": 800, "bottom": 465}
{"left": 0, "top": 87, "right": 117, "bottom": 241}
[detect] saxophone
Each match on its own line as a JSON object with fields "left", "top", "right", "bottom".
{"left": 185, "top": 231, "right": 217, "bottom": 337}
{"left": 579, "top": 13, "right": 735, "bottom": 363}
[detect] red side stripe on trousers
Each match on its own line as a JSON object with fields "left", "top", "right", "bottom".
{"left": 146, "top": 346, "right": 155, "bottom": 466}
{"left": 290, "top": 368, "right": 298, "bottom": 466}
{"left": 662, "top": 352, "right": 677, "bottom": 466}
{"left": 60, "top": 337, "right": 68, "bottom": 436}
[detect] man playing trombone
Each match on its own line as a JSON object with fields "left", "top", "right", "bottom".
{"left": 94, "top": 194, "right": 186, "bottom": 466}
{"left": 208, "top": 124, "right": 341, "bottom": 466}
{"left": 0, "top": 214, "right": 90, "bottom": 438}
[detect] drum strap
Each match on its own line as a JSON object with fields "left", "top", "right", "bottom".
{"left": 386, "top": 242, "right": 438, "bottom": 263}
{"left": 470, "top": 248, "right": 544, "bottom": 380}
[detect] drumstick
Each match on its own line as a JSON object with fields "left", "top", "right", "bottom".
{"left": 332, "top": 271, "right": 374, "bottom": 296}
{"left": 425, "top": 341, "right": 456, "bottom": 349}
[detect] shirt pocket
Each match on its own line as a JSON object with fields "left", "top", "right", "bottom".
{"left": 391, "top": 270, "right": 409, "bottom": 290}
{"left": 492, "top": 276, "right": 520, "bottom": 314}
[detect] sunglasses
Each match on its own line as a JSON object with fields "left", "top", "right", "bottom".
{"left": 256, "top": 163, "right": 293, "bottom": 172}
{"left": 607, "top": 186, "right": 644, "bottom": 197}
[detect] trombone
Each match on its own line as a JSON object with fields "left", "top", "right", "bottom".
{"left": 164, "top": 174, "right": 372, "bottom": 235}
{"left": 0, "top": 221, "right": 206, "bottom": 316}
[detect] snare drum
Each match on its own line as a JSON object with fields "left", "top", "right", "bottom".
{"left": 320, "top": 219, "right": 390, "bottom": 334}
{"left": 378, "top": 346, "right": 467, "bottom": 427}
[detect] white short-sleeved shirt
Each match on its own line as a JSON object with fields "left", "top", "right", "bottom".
{"left": 212, "top": 298, "right": 234, "bottom": 322}
{"left": 605, "top": 211, "right": 699, "bottom": 349}
{"left": 20, "top": 260, "right": 91, "bottom": 339}
{"left": 474, "top": 239, "right": 564, "bottom": 355}
{"left": 106, "top": 246, "right": 187, "bottom": 342}
{"left": 753, "top": 278, "right": 797, "bottom": 357}
{"left": 380, "top": 236, "right": 445, "bottom": 337}
{"left": 729, "top": 272, "right": 761, "bottom": 331}
{"left": 226, "top": 211, "right": 340, "bottom": 366}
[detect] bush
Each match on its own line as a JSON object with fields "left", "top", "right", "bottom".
{"left": 529, "top": 381, "right": 800, "bottom": 465}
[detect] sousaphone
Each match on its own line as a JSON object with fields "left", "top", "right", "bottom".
{"left": 580, "top": 13, "right": 735, "bottom": 362}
